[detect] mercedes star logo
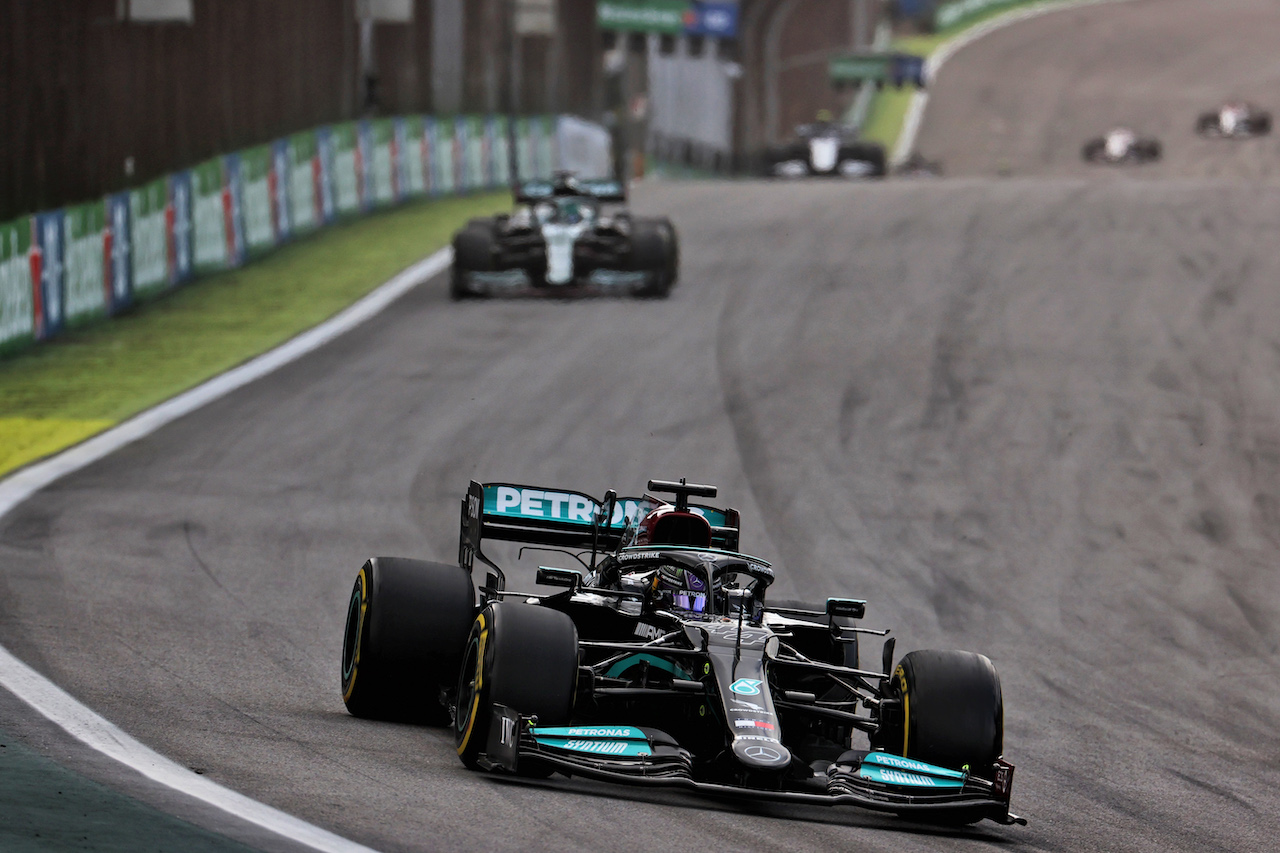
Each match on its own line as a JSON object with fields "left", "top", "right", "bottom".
{"left": 744, "top": 745, "right": 782, "bottom": 762}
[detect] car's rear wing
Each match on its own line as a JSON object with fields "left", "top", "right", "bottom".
{"left": 459, "top": 481, "right": 741, "bottom": 586}
{"left": 513, "top": 179, "right": 627, "bottom": 204}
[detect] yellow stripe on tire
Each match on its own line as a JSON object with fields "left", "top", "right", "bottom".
{"left": 341, "top": 567, "right": 369, "bottom": 703}
{"left": 456, "top": 613, "right": 489, "bottom": 756}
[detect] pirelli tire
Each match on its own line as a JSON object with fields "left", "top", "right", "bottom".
{"left": 763, "top": 143, "right": 807, "bottom": 177}
{"left": 451, "top": 222, "right": 497, "bottom": 300}
{"left": 454, "top": 602, "right": 579, "bottom": 771}
{"left": 630, "top": 217, "right": 678, "bottom": 298}
{"left": 340, "top": 557, "right": 475, "bottom": 724}
{"left": 845, "top": 143, "right": 887, "bottom": 178}
{"left": 880, "top": 649, "right": 1003, "bottom": 784}
{"left": 1081, "top": 138, "right": 1106, "bottom": 162}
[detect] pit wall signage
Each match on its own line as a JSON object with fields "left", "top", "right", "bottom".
{"left": 597, "top": 1, "right": 739, "bottom": 38}
{"left": 0, "top": 114, "right": 580, "bottom": 353}
{"left": 933, "top": 0, "right": 1038, "bottom": 31}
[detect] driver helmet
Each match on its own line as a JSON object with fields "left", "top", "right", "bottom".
{"left": 657, "top": 564, "right": 710, "bottom": 614}
{"left": 560, "top": 199, "right": 583, "bottom": 224}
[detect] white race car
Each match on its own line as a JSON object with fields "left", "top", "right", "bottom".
{"left": 450, "top": 173, "right": 678, "bottom": 299}
{"left": 1082, "top": 128, "right": 1162, "bottom": 164}
{"left": 764, "top": 123, "right": 886, "bottom": 179}
{"left": 1196, "top": 102, "right": 1271, "bottom": 138}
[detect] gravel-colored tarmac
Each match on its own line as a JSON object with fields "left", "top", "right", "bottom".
{"left": 3, "top": 0, "right": 1279, "bottom": 850}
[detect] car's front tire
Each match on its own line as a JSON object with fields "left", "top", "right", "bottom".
{"left": 629, "top": 218, "right": 677, "bottom": 298}
{"left": 451, "top": 223, "right": 497, "bottom": 300}
{"left": 341, "top": 557, "right": 475, "bottom": 723}
{"left": 879, "top": 649, "right": 1003, "bottom": 777}
{"left": 454, "top": 602, "right": 578, "bottom": 770}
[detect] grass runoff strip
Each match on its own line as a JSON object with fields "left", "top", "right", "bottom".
{"left": 860, "top": 0, "right": 1133, "bottom": 159}
{"left": 0, "top": 192, "right": 506, "bottom": 480}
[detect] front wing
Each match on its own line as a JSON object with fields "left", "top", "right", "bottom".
{"left": 456, "top": 268, "right": 656, "bottom": 297}
{"left": 479, "top": 705, "right": 1026, "bottom": 826}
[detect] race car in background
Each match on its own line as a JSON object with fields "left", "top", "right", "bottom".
{"left": 339, "top": 477, "right": 1025, "bottom": 827}
{"left": 450, "top": 172, "right": 679, "bottom": 299}
{"left": 764, "top": 120, "right": 887, "bottom": 179}
{"left": 1196, "top": 101, "right": 1271, "bottom": 138}
{"left": 893, "top": 152, "right": 943, "bottom": 178}
{"left": 1081, "top": 128, "right": 1162, "bottom": 165}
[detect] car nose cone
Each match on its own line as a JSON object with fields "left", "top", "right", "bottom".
{"left": 732, "top": 739, "right": 792, "bottom": 770}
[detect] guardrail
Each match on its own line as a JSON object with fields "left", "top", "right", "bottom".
{"left": 0, "top": 114, "right": 565, "bottom": 355}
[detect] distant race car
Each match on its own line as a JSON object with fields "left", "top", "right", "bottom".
{"left": 1081, "top": 128, "right": 1162, "bottom": 164}
{"left": 764, "top": 122, "right": 887, "bottom": 179}
{"left": 450, "top": 172, "right": 679, "bottom": 299}
{"left": 1196, "top": 101, "right": 1271, "bottom": 138}
{"left": 893, "top": 152, "right": 943, "bottom": 178}
{"left": 340, "top": 477, "right": 1025, "bottom": 827}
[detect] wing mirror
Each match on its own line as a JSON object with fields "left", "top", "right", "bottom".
{"left": 826, "top": 598, "right": 866, "bottom": 620}
{"left": 536, "top": 566, "right": 581, "bottom": 590}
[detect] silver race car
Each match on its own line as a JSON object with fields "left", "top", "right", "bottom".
{"left": 1082, "top": 128, "right": 1162, "bottom": 165}
{"left": 764, "top": 121, "right": 886, "bottom": 179}
{"left": 451, "top": 173, "right": 679, "bottom": 299}
{"left": 1196, "top": 101, "right": 1271, "bottom": 138}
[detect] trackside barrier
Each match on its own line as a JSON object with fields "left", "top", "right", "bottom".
{"left": 0, "top": 114, "right": 582, "bottom": 356}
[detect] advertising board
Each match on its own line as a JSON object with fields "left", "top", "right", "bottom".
{"left": 0, "top": 217, "right": 34, "bottom": 350}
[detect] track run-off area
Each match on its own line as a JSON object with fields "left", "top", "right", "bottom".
{"left": 2, "top": 0, "right": 1279, "bottom": 850}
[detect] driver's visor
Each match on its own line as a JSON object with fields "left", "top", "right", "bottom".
{"left": 673, "top": 591, "right": 707, "bottom": 613}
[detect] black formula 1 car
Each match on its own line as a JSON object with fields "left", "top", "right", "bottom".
{"left": 893, "top": 152, "right": 943, "bottom": 178}
{"left": 340, "top": 478, "right": 1025, "bottom": 827}
{"left": 764, "top": 122, "right": 887, "bottom": 179}
{"left": 450, "top": 173, "right": 678, "bottom": 299}
{"left": 1082, "top": 128, "right": 1162, "bottom": 165}
{"left": 1196, "top": 101, "right": 1271, "bottom": 138}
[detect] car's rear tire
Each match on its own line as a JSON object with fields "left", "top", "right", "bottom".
{"left": 1196, "top": 113, "right": 1219, "bottom": 136}
{"left": 1255, "top": 113, "right": 1272, "bottom": 134}
{"left": 451, "top": 224, "right": 496, "bottom": 300}
{"left": 341, "top": 557, "right": 476, "bottom": 723}
{"left": 880, "top": 649, "right": 1003, "bottom": 778}
{"left": 454, "top": 602, "right": 578, "bottom": 770}
{"left": 1081, "top": 139, "right": 1105, "bottom": 162}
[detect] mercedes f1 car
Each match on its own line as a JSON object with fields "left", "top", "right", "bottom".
{"left": 764, "top": 122, "right": 887, "bottom": 179}
{"left": 340, "top": 478, "right": 1024, "bottom": 827}
{"left": 450, "top": 173, "right": 679, "bottom": 299}
{"left": 893, "top": 152, "right": 943, "bottom": 178}
{"left": 1196, "top": 101, "right": 1271, "bottom": 138}
{"left": 1082, "top": 128, "right": 1161, "bottom": 165}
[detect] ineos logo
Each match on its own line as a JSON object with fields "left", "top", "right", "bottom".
{"left": 743, "top": 745, "right": 782, "bottom": 762}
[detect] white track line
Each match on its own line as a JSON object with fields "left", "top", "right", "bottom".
{"left": 893, "top": 0, "right": 1136, "bottom": 165}
{"left": 0, "top": 246, "right": 452, "bottom": 853}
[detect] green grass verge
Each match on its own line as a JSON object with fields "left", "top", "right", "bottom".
{"left": 862, "top": 1, "right": 1062, "bottom": 151}
{"left": 0, "top": 192, "right": 508, "bottom": 478}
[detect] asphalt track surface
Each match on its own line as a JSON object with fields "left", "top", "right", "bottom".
{"left": 914, "top": 0, "right": 1280, "bottom": 179}
{"left": 3, "top": 0, "right": 1280, "bottom": 850}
